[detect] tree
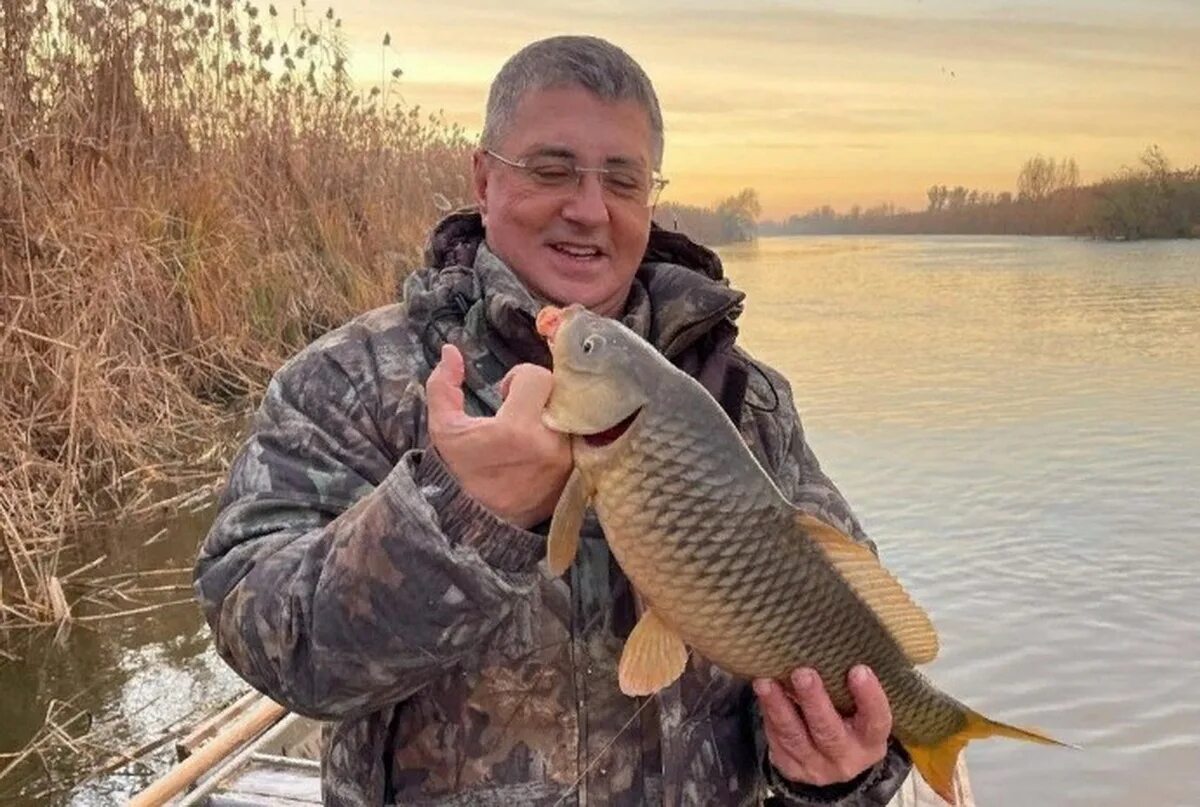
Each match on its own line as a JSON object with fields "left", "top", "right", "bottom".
{"left": 927, "top": 185, "right": 942, "bottom": 211}
{"left": 1018, "top": 154, "right": 1080, "bottom": 201}
{"left": 1018, "top": 155, "right": 1055, "bottom": 201}
{"left": 714, "top": 188, "right": 762, "bottom": 242}
{"left": 1056, "top": 157, "right": 1079, "bottom": 191}
{"left": 1140, "top": 144, "right": 1170, "bottom": 180}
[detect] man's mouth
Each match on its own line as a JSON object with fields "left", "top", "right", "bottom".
{"left": 583, "top": 407, "right": 642, "bottom": 448}
{"left": 550, "top": 242, "right": 605, "bottom": 261}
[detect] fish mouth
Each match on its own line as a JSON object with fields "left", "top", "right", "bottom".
{"left": 580, "top": 406, "right": 643, "bottom": 449}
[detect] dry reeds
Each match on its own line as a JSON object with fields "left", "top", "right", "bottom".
{"left": 1, "top": 0, "right": 473, "bottom": 630}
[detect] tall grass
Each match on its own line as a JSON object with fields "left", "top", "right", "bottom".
{"left": 0, "top": 0, "right": 473, "bottom": 630}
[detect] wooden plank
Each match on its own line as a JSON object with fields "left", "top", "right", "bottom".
{"left": 248, "top": 753, "right": 321, "bottom": 771}
{"left": 176, "top": 691, "right": 262, "bottom": 761}
{"left": 128, "top": 698, "right": 288, "bottom": 807}
{"left": 252, "top": 716, "right": 323, "bottom": 761}
{"left": 207, "top": 756, "right": 323, "bottom": 805}
{"left": 175, "top": 712, "right": 305, "bottom": 807}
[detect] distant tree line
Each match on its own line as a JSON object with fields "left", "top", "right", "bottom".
{"left": 760, "top": 147, "right": 1200, "bottom": 241}
{"left": 654, "top": 188, "right": 761, "bottom": 245}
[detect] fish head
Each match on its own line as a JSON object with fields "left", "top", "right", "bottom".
{"left": 536, "top": 304, "right": 655, "bottom": 445}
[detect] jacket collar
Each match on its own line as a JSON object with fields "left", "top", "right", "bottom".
{"left": 413, "top": 209, "right": 744, "bottom": 362}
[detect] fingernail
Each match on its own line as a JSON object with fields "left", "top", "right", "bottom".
{"left": 792, "top": 669, "right": 814, "bottom": 691}
{"left": 753, "top": 679, "right": 772, "bottom": 697}
{"left": 850, "top": 665, "right": 869, "bottom": 685}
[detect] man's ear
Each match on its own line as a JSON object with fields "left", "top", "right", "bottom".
{"left": 471, "top": 150, "right": 489, "bottom": 225}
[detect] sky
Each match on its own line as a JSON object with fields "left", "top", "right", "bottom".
{"left": 329, "top": 0, "right": 1198, "bottom": 219}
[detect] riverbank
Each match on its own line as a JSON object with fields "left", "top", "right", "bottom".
{"left": 762, "top": 148, "right": 1200, "bottom": 240}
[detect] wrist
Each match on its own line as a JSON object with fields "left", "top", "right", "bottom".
{"left": 414, "top": 449, "right": 546, "bottom": 573}
{"left": 430, "top": 452, "right": 548, "bottom": 529}
{"left": 764, "top": 739, "right": 909, "bottom": 806}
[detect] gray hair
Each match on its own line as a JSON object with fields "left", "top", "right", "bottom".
{"left": 481, "top": 35, "right": 665, "bottom": 170}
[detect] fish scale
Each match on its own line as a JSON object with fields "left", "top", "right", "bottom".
{"left": 537, "top": 303, "right": 1071, "bottom": 804}
{"left": 595, "top": 405, "right": 899, "bottom": 695}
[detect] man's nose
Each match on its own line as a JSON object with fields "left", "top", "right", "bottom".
{"left": 560, "top": 173, "right": 610, "bottom": 227}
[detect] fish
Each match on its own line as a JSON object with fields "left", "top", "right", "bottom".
{"left": 534, "top": 303, "right": 1071, "bottom": 805}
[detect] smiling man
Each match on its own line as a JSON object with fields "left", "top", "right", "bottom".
{"left": 195, "top": 35, "right": 912, "bottom": 806}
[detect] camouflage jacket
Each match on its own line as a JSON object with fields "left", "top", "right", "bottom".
{"left": 194, "top": 211, "right": 912, "bottom": 806}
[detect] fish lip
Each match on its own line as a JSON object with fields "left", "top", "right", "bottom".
{"left": 543, "top": 405, "right": 644, "bottom": 443}
{"left": 577, "top": 405, "right": 644, "bottom": 451}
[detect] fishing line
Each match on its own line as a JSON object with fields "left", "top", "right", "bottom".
{"left": 550, "top": 693, "right": 655, "bottom": 807}
{"left": 549, "top": 650, "right": 694, "bottom": 807}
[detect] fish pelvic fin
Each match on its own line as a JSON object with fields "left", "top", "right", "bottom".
{"left": 547, "top": 468, "right": 589, "bottom": 576}
{"left": 796, "top": 512, "right": 939, "bottom": 665}
{"left": 618, "top": 609, "right": 689, "bottom": 696}
{"left": 904, "top": 709, "right": 1075, "bottom": 806}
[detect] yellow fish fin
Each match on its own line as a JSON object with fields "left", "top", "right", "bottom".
{"left": 618, "top": 608, "right": 689, "bottom": 696}
{"left": 796, "top": 512, "right": 939, "bottom": 665}
{"left": 547, "top": 469, "right": 589, "bottom": 576}
{"left": 904, "top": 708, "right": 1073, "bottom": 805}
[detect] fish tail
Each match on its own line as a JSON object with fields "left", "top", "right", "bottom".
{"left": 902, "top": 709, "right": 1073, "bottom": 806}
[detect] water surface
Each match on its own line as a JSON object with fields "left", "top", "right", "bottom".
{"left": 720, "top": 235, "right": 1200, "bottom": 807}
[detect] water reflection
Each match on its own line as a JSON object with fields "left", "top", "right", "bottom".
{"left": 721, "top": 235, "right": 1200, "bottom": 807}
{"left": 0, "top": 505, "right": 242, "bottom": 806}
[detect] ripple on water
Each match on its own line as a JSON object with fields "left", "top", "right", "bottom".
{"left": 723, "top": 235, "right": 1200, "bottom": 806}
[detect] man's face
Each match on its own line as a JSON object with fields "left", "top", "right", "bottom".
{"left": 472, "top": 85, "right": 656, "bottom": 318}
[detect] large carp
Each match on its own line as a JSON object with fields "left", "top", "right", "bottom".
{"left": 534, "top": 303, "right": 1069, "bottom": 804}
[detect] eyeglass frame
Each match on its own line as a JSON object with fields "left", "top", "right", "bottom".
{"left": 481, "top": 147, "right": 669, "bottom": 209}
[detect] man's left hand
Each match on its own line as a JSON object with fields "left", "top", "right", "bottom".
{"left": 754, "top": 665, "right": 892, "bottom": 787}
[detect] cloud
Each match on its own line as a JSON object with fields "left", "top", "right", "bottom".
{"left": 331, "top": 0, "right": 1200, "bottom": 216}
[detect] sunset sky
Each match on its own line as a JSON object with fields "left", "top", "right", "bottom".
{"left": 334, "top": 0, "right": 1199, "bottom": 219}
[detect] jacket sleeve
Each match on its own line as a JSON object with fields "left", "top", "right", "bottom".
{"left": 193, "top": 325, "right": 545, "bottom": 722}
{"left": 747, "top": 361, "right": 913, "bottom": 807}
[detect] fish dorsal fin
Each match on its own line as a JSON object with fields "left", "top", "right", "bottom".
{"left": 547, "top": 469, "right": 589, "bottom": 576}
{"left": 618, "top": 608, "right": 689, "bottom": 696}
{"left": 796, "top": 512, "right": 939, "bottom": 665}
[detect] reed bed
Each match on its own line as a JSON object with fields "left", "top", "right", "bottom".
{"left": 0, "top": 0, "right": 473, "bottom": 632}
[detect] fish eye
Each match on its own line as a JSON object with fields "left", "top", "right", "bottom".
{"left": 582, "top": 334, "right": 605, "bottom": 355}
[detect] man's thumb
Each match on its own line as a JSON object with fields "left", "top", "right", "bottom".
{"left": 426, "top": 344, "right": 467, "bottom": 424}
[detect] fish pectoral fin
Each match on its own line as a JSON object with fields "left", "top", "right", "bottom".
{"left": 546, "top": 468, "right": 590, "bottom": 576}
{"left": 795, "top": 512, "right": 940, "bottom": 665}
{"left": 618, "top": 609, "right": 689, "bottom": 696}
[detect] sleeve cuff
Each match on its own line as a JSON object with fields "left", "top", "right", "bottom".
{"left": 765, "top": 739, "right": 910, "bottom": 806}
{"left": 411, "top": 449, "right": 546, "bottom": 574}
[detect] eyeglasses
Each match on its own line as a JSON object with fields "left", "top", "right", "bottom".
{"left": 483, "top": 148, "right": 668, "bottom": 208}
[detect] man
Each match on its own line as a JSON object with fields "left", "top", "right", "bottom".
{"left": 195, "top": 35, "right": 912, "bottom": 806}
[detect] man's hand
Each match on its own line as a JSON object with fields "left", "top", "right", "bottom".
{"left": 754, "top": 665, "right": 892, "bottom": 788}
{"left": 425, "top": 344, "right": 573, "bottom": 529}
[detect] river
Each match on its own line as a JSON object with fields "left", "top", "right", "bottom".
{"left": 2, "top": 234, "right": 1197, "bottom": 806}
{"left": 722, "top": 235, "right": 1200, "bottom": 807}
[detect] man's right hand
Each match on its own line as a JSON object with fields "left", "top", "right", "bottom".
{"left": 425, "top": 344, "right": 573, "bottom": 529}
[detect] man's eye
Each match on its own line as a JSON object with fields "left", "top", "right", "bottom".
{"left": 605, "top": 173, "right": 643, "bottom": 192}
{"left": 529, "top": 165, "right": 574, "bottom": 184}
